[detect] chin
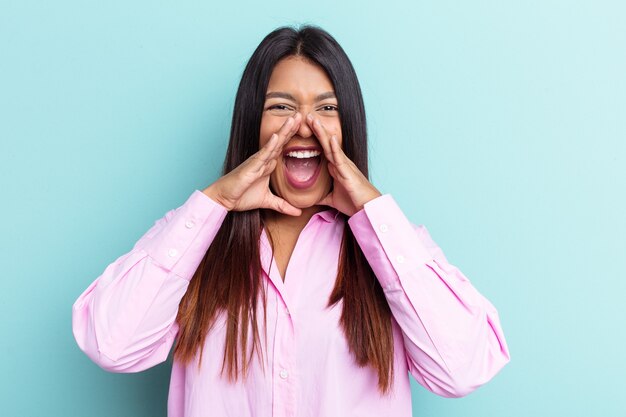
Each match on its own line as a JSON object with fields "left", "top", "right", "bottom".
{"left": 271, "top": 184, "right": 331, "bottom": 212}
{"left": 271, "top": 169, "right": 331, "bottom": 212}
{"left": 286, "top": 193, "right": 324, "bottom": 209}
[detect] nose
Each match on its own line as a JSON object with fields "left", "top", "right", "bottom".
{"left": 294, "top": 111, "right": 314, "bottom": 139}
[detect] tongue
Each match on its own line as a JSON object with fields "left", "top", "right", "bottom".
{"left": 285, "top": 156, "right": 320, "bottom": 182}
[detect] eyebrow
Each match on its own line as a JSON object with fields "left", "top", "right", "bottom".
{"left": 265, "top": 91, "right": 336, "bottom": 102}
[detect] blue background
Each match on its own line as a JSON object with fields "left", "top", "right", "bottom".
{"left": 1, "top": 1, "right": 625, "bottom": 416}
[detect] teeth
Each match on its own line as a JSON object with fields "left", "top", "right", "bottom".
{"left": 285, "top": 150, "right": 321, "bottom": 159}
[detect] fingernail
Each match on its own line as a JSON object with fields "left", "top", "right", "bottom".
{"left": 307, "top": 113, "right": 313, "bottom": 122}
{"left": 287, "top": 117, "right": 294, "bottom": 124}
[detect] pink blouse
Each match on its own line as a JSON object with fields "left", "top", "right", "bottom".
{"left": 72, "top": 190, "right": 510, "bottom": 417}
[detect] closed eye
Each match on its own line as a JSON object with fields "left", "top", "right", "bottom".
{"left": 320, "top": 105, "right": 338, "bottom": 112}
{"left": 267, "top": 104, "right": 293, "bottom": 112}
{"left": 268, "top": 104, "right": 293, "bottom": 111}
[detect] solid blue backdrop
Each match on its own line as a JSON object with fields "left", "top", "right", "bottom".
{"left": 1, "top": 1, "right": 624, "bottom": 416}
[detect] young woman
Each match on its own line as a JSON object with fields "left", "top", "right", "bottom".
{"left": 72, "top": 25, "right": 510, "bottom": 417}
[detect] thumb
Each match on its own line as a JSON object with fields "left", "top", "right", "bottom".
{"left": 317, "top": 192, "right": 335, "bottom": 209}
{"left": 264, "top": 194, "right": 302, "bottom": 217}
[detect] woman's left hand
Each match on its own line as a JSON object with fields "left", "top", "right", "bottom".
{"left": 307, "top": 113, "right": 382, "bottom": 217}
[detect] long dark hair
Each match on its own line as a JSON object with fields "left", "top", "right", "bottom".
{"left": 174, "top": 24, "right": 394, "bottom": 394}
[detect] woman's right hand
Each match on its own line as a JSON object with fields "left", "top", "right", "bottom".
{"left": 202, "top": 113, "right": 303, "bottom": 216}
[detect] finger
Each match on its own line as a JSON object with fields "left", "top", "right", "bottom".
{"left": 329, "top": 135, "right": 353, "bottom": 180}
{"left": 313, "top": 117, "right": 335, "bottom": 164}
{"left": 263, "top": 113, "right": 299, "bottom": 156}
{"left": 263, "top": 194, "right": 302, "bottom": 216}
{"left": 245, "top": 135, "right": 279, "bottom": 176}
{"left": 259, "top": 132, "right": 279, "bottom": 156}
{"left": 240, "top": 113, "right": 304, "bottom": 178}
{"left": 259, "top": 158, "right": 278, "bottom": 177}
{"left": 326, "top": 162, "right": 337, "bottom": 179}
{"left": 249, "top": 113, "right": 301, "bottom": 174}
{"left": 276, "top": 112, "right": 302, "bottom": 149}
{"left": 306, "top": 113, "right": 335, "bottom": 165}
{"left": 263, "top": 113, "right": 302, "bottom": 165}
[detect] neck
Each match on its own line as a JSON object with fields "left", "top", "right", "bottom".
{"left": 262, "top": 205, "right": 328, "bottom": 234}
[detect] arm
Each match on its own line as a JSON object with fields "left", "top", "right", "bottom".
{"left": 72, "top": 113, "right": 304, "bottom": 373}
{"left": 347, "top": 194, "right": 510, "bottom": 398}
{"left": 72, "top": 190, "right": 228, "bottom": 372}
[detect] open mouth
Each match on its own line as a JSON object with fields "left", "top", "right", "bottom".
{"left": 283, "top": 149, "right": 323, "bottom": 189}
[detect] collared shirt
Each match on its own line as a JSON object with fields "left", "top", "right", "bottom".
{"left": 72, "top": 190, "right": 510, "bottom": 417}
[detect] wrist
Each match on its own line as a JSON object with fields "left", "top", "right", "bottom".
{"left": 356, "top": 188, "right": 382, "bottom": 211}
{"left": 202, "top": 185, "right": 233, "bottom": 211}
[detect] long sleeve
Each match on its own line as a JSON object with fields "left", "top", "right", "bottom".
{"left": 347, "top": 194, "right": 510, "bottom": 398}
{"left": 72, "top": 190, "right": 228, "bottom": 373}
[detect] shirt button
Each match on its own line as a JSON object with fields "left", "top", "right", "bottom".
{"left": 379, "top": 224, "right": 389, "bottom": 233}
{"left": 185, "top": 220, "right": 195, "bottom": 229}
{"left": 396, "top": 255, "right": 405, "bottom": 264}
{"left": 279, "top": 369, "right": 289, "bottom": 379}
{"left": 168, "top": 248, "right": 178, "bottom": 258}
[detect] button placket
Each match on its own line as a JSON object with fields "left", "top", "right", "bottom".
{"left": 272, "top": 298, "right": 297, "bottom": 416}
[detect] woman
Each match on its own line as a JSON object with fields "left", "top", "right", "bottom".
{"left": 72, "top": 25, "right": 510, "bottom": 417}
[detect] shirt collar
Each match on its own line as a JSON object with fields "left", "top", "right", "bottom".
{"left": 314, "top": 207, "right": 342, "bottom": 223}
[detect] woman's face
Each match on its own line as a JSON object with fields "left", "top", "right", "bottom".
{"left": 260, "top": 56, "right": 342, "bottom": 210}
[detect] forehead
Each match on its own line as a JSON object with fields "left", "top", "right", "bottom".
{"left": 266, "top": 56, "right": 334, "bottom": 96}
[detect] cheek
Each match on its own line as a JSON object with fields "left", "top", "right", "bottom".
{"left": 259, "top": 117, "right": 282, "bottom": 147}
{"left": 327, "top": 121, "right": 343, "bottom": 144}
{"left": 259, "top": 123, "right": 271, "bottom": 148}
